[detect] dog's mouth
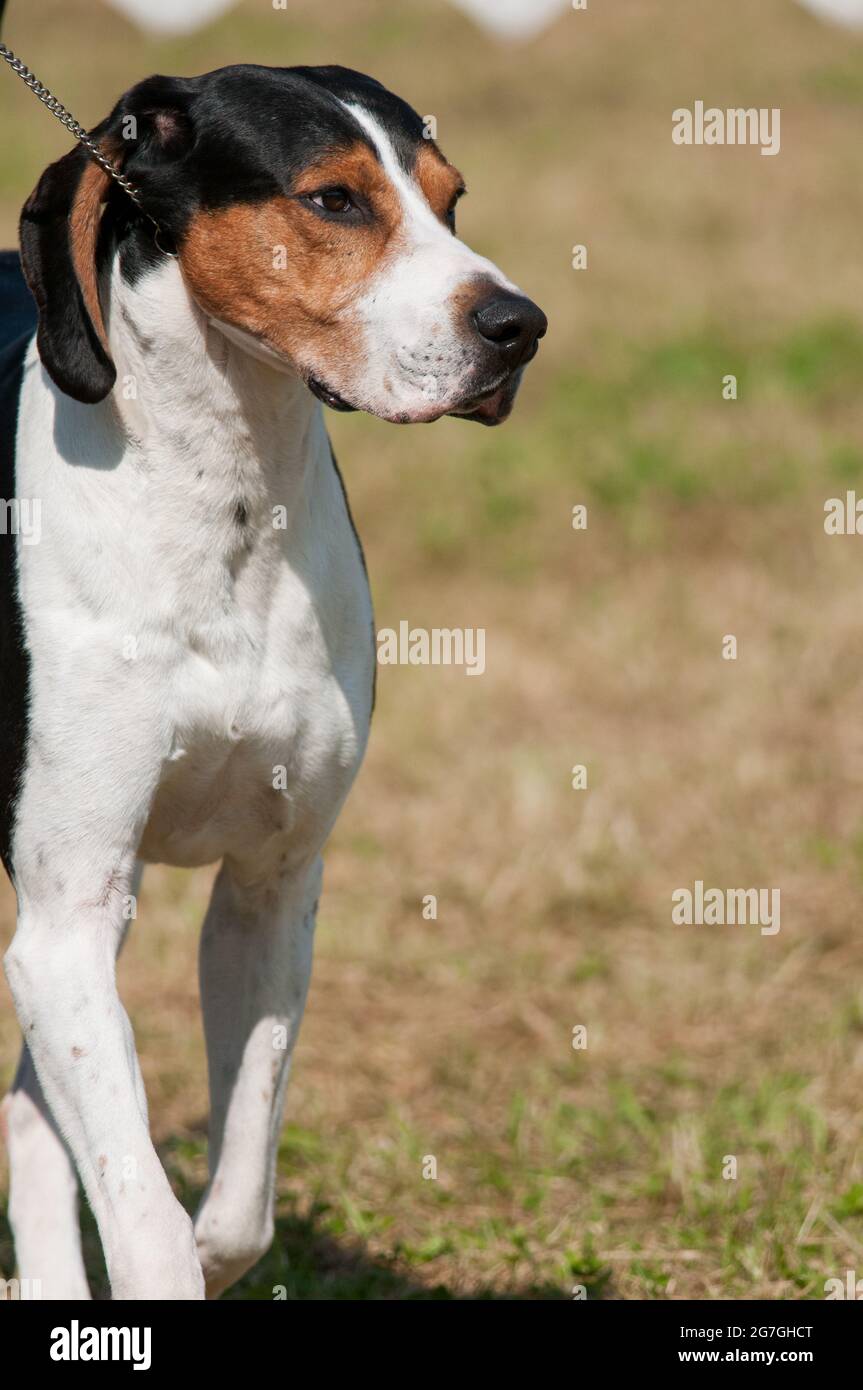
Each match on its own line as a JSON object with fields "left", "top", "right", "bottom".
{"left": 306, "top": 365, "right": 525, "bottom": 427}
{"left": 446, "top": 369, "right": 525, "bottom": 427}
{"left": 307, "top": 376, "right": 357, "bottom": 413}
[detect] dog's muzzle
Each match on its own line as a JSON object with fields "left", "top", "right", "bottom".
{"left": 446, "top": 290, "right": 547, "bottom": 426}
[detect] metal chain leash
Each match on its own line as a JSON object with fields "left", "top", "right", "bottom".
{"left": 0, "top": 40, "right": 172, "bottom": 250}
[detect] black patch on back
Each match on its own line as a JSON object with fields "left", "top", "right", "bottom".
{"left": 0, "top": 249, "right": 37, "bottom": 346}
{"left": 0, "top": 251, "right": 36, "bottom": 879}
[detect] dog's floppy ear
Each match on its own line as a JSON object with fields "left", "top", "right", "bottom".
{"left": 20, "top": 145, "right": 117, "bottom": 404}
{"left": 19, "top": 76, "right": 198, "bottom": 405}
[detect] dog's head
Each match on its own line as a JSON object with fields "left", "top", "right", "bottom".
{"left": 20, "top": 64, "right": 546, "bottom": 424}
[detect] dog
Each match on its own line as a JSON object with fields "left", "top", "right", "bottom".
{"left": 0, "top": 61, "right": 546, "bottom": 1300}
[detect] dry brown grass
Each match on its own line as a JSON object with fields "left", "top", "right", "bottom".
{"left": 2, "top": 0, "right": 863, "bottom": 1298}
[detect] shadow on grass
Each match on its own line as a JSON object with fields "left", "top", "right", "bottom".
{"left": 161, "top": 1127, "right": 578, "bottom": 1301}
{"left": 0, "top": 1133, "right": 576, "bottom": 1301}
{"left": 220, "top": 1202, "right": 573, "bottom": 1301}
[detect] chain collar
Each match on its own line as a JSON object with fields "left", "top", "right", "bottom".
{"left": 0, "top": 41, "right": 176, "bottom": 256}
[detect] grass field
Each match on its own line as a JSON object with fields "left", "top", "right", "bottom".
{"left": 2, "top": 0, "right": 863, "bottom": 1299}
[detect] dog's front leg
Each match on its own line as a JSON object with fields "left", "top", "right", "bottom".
{"left": 1, "top": 1044, "right": 91, "bottom": 1299}
{"left": 2, "top": 870, "right": 144, "bottom": 1300}
{"left": 3, "top": 766, "right": 204, "bottom": 1300}
{"left": 194, "top": 857, "right": 321, "bottom": 1298}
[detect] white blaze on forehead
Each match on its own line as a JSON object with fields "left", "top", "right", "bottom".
{"left": 340, "top": 100, "right": 517, "bottom": 290}
{"left": 342, "top": 101, "right": 451, "bottom": 241}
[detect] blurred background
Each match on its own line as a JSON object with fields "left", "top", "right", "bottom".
{"left": 2, "top": 0, "right": 863, "bottom": 1299}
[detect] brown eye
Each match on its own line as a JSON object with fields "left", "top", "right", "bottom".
{"left": 310, "top": 188, "right": 354, "bottom": 214}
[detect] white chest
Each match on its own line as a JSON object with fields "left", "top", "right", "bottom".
{"left": 17, "top": 329, "right": 375, "bottom": 876}
{"left": 141, "top": 550, "right": 374, "bottom": 871}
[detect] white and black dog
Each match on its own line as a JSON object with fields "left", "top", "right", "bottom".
{"left": 0, "top": 61, "right": 546, "bottom": 1299}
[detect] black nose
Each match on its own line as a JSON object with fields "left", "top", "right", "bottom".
{"left": 472, "top": 292, "right": 547, "bottom": 366}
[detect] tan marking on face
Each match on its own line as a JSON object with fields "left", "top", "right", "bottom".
{"left": 69, "top": 159, "right": 112, "bottom": 352}
{"left": 178, "top": 141, "right": 405, "bottom": 378}
{"left": 413, "top": 143, "right": 465, "bottom": 224}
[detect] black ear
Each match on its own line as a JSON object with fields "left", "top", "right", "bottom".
{"left": 20, "top": 145, "right": 117, "bottom": 404}
{"left": 19, "top": 76, "right": 198, "bottom": 406}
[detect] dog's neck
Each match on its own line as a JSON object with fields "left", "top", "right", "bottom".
{"left": 103, "top": 252, "right": 327, "bottom": 518}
